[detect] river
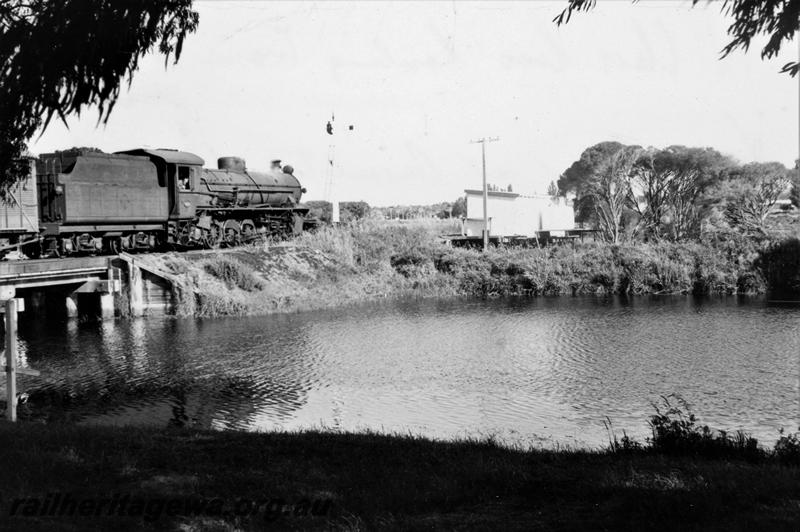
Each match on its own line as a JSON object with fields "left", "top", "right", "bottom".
{"left": 10, "top": 296, "right": 800, "bottom": 449}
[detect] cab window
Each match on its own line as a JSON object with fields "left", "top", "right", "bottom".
{"left": 178, "top": 166, "right": 191, "bottom": 190}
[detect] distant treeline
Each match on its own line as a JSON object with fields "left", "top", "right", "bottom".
{"left": 305, "top": 200, "right": 461, "bottom": 222}
{"left": 305, "top": 201, "right": 371, "bottom": 223}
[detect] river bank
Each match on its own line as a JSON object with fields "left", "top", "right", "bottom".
{"left": 0, "top": 421, "right": 798, "bottom": 531}
{"left": 151, "top": 219, "right": 800, "bottom": 317}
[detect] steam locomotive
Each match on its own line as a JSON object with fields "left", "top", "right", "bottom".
{"left": 0, "top": 148, "right": 315, "bottom": 258}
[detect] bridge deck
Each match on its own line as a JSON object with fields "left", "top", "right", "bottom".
{"left": 0, "top": 256, "right": 117, "bottom": 291}
{"left": 0, "top": 256, "right": 113, "bottom": 279}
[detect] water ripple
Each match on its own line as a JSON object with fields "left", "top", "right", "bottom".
{"left": 12, "top": 296, "right": 800, "bottom": 447}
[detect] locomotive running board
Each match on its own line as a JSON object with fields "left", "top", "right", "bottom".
{"left": 49, "top": 224, "right": 165, "bottom": 233}
{"left": 198, "top": 207, "right": 308, "bottom": 212}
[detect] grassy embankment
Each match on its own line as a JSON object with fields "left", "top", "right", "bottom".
{"left": 148, "top": 218, "right": 800, "bottom": 317}
{"left": 1, "top": 398, "right": 799, "bottom": 531}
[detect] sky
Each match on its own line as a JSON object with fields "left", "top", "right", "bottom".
{"left": 30, "top": 1, "right": 799, "bottom": 206}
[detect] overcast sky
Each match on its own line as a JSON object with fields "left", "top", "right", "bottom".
{"left": 31, "top": 1, "right": 799, "bottom": 206}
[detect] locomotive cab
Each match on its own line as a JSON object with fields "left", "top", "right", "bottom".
{"left": 117, "top": 149, "right": 205, "bottom": 220}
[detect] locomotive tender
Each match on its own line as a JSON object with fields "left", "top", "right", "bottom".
{"left": 1, "top": 147, "right": 314, "bottom": 258}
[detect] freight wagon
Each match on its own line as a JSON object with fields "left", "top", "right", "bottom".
{"left": 453, "top": 189, "right": 590, "bottom": 247}
{"left": 0, "top": 153, "right": 40, "bottom": 258}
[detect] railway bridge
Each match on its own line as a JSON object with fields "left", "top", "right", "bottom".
{"left": 0, "top": 253, "right": 181, "bottom": 421}
{"left": 0, "top": 254, "right": 175, "bottom": 320}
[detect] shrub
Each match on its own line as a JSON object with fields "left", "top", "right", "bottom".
{"left": 693, "top": 245, "right": 739, "bottom": 294}
{"left": 163, "top": 257, "right": 190, "bottom": 275}
{"left": 604, "top": 417, "right": 643, "bottom": 454}
{"left": 754, "top": 237, "right": 800, "bottom": 295}
{"left": 295, "top": 224, "right": 356, "bottom": 267}
{"left": 390, "top": 252, "right": 431, "bottom": 278}
{"left": 774, "top": 428, "right": 800, "bottom": 465}
{"left": 647, "top": 395, "right": 761, "bottom": 461}
{"left": 202, "top": 256, "right": 263, "bottom": 292}
{"left": 433, "top": 248, "right": 497, "bottom": 296}
{"left": 194, "top": 291, "right": 250, "bottom": 317}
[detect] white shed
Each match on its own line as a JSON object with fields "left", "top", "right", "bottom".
{"left": 462, "top": 189, "right": 575, "bottom": 238}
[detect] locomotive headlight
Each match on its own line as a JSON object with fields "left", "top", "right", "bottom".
{"left": 54, "top": 185, "right": 64, "bottom": 195}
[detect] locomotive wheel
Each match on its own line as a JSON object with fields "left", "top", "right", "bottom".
{"left": 203, "top": 223, "right": 222, "bottom": 249}
{"left": 177, "top": 223, "right": 194, "bottom": 248}
{"left": 241, "top": 220, "right": 257, "bottom": 243}
{"left": 107, "top": 238, "right": 120, "bottom": 255}
{"left": 222, "top": 220, "right": 241, "bottom": 247}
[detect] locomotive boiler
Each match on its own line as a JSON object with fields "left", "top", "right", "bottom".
{"left": 29, "top": 147, "right": 315, "bottom": 256}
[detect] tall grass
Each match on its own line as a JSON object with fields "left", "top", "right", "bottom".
{"left": 296, "top": 218, "right": 450, "bottom": 271}
{"left": 294, "top": 223, "right": 357, "bottom": 268}
{"left": 201, "top": 256, "right": 263, "bottom": 292}
{"left": 602, "top": 394, "right": 800, "bottom": 464}
{"left": 645, "top": 395, "right": 761, "bottom": 461}
{"left": 157, "top": 222, "right": 800, "bottom": 318}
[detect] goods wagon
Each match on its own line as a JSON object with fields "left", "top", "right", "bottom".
{"left": 0, "top": 154, "right": 39, "bottom": 258}
{"left": 461, "top": 189, "right": 575, "bottom": 238}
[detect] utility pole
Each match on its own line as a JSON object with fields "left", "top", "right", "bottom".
{"left": 328, "top": 143, "right": 339, "bottom": 224}
{"left": 470, "top": 136, "right": 499, "bottom": 251}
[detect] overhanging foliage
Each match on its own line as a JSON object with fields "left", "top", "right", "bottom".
{"left": 555, "top": 0, "right": 799, "bottom": 76}
{"left": 0, "top": 0, "right": 199, "bottom": 192}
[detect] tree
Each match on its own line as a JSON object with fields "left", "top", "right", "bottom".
{"left": 435, "top": 203, "right": 453, "bottom": 219}
{"left": 0, "top": 1, "right": 199, "bottom": 192}
{"left": 583, "top": 147, "right": 640, "bottom": 243}
{"left": 629, "top": 146, "right": 734, "bottom": 240}
{"left": 305, "top": 200, "right": 332, "bottom": 223}
{"left": 557, "top": 141, "right": 626, "bottom": 196}
{"left": 340, "top": 201, "right": 371, "bottom": 223}
{"left": 713, "top": 162, "right": 792, "bottom": 233}
{"left": 791, "top": 159, "right": 800, "bottom": 209}
{"left": 558, "top": 141, "right": 627, "bottom": 224}
{"left": 451, "top": 196, "right": 467, "bottom": 218}
{"left": 655, "top": 146, "right": 735, "bottom": 240}
{"left": 554, "top": 1, "right": 800, "bottom": 76}
{"left": 546, "top": 180, "right": 559, "bottom": 197}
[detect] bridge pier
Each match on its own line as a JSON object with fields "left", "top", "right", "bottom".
{"left": 65, "top": 293, "right": 79, "bottom": 318}
{"left": 29, "top": 290, "right": 46, "bottom": 314}
{"left": 128, "top": 263, "right": 144, "bottom": 317}
{"left": 99, "top": 292, "right": 115, "bottom": 320}
{"left": 0, "top": 286, "right": 14, "bottom": 301}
